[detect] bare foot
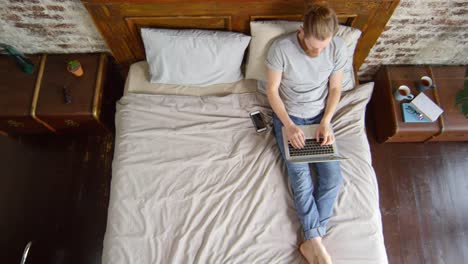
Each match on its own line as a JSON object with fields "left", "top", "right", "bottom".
{"left": 299, "top": 237, "right": 332, "bottom": 264}
{"left": 314, "top": 241, "right": 332, "bottom": 264}
{"left": 299, "top": 240, "right": 317, "bottom": 264}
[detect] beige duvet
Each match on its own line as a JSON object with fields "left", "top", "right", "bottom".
{"left": 102, "top": 71, "right": 387, "bottom": 263}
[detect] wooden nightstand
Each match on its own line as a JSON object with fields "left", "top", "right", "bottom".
{"left": 430, "top": 67, "right": 468, "bottom": 141}
{"left": 371, "top": 65, "right": 468, "bottom": 143}
{"left": 0, "top": 55, "right": 51, "bottom": 134}
{"left": 36, "top": 53, "right": 112, "bottom": 134}
{"left": 0, "top": 53, "right": 123, "bottom": 135}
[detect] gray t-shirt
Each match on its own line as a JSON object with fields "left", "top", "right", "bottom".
{"left": 265, "top": 32, "right": 348, "bottom": 118}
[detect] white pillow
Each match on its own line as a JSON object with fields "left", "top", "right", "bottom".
{"left": 141, "top": 28, "right": 251, "bottom": 86}
{"left": 124, "top": 61, "right": 257, "bottom": 96}
{"left": 246, "top": 21, "right": 361, "bottom": 91}
{"left": 333, "top": 82, "right": 374, "bottom": 131}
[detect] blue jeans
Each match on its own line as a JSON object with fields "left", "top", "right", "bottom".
{"left": 273, "top": 113, "right": 343, "bottom": 240}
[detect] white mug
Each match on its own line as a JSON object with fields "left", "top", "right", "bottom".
{"left": 394, "top": 85, "right": 414, "bottom": 101}
{"left": 418, "top": 76, "right": 434, "bottom": 91}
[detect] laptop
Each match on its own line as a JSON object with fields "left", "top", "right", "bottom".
{"left": 282, "top": 124, "right": 347, "bottom": 163}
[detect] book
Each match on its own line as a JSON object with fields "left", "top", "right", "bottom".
{"left": 401, "top": 103, "right": 431, "bottom": 123}
{"left": 409, "top": 93, "right": 444, "bottom": 122}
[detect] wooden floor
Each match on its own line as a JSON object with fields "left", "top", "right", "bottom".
{"left": 1, "top": 125, "right": 467, "bottom": 263}
{"left": 367, "top": 125, "right": 468, "bottom": 263}
{"left": 0, "top": 134, "right": 113, "bottom": 264}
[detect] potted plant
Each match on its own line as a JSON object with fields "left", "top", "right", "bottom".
{"left": 455, "top": 68, "right": 468, "bottom": 118}
{"left": 67, "top": 60, "right": 84, "bottom": 77}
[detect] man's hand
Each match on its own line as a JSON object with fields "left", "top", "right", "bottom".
{"left": 315, "top": 122, "right": 334, "bottom": 146}
{"left": 286, "top": 124, "right": 306, "bottom": 149}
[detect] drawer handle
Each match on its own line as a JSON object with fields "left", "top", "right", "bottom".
{"left": 7, "top": 120, "right": 24, "bottom": 128}
{"left": 20, "top": 241, "right": 32, "bottom": 264}
{"left": 64, "top": 119, "right": 80, "bottom": 127}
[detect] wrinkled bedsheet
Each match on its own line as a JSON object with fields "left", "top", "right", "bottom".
{"left": 103, "top": 85, "right": 387, "bottom": 263}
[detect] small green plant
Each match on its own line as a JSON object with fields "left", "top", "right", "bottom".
{"left": 455, "top": 68, "right": 468, "bottom": 118}
{"left": 67, "top": 60, "right": 80, "bottom": 70}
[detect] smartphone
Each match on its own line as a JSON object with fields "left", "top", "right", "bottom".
{"left": 250, "top": 111, "right": 267, "bottom": 132}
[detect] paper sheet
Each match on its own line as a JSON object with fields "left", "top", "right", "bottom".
{"left": 410, "top": 93, "right": 444, "bottom": 122}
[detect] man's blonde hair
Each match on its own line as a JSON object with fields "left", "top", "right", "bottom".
{"left": 303, "top": 4, "right": 339, "bottom": 40}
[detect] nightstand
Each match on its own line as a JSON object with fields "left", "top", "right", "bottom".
{"left": 0, "top": 53, "right": 123, "bottom": 135}
{"left": 430, "top": 66, "right": 468, "bottom": 141}
{"left": 371, "top": 65, "right": 468, "bottom": 143}
{"left": 0, "top": 55, "right": 51, "bottom": 134}
{"left": 35, "top": 53, "right": 112, "bottom": 134}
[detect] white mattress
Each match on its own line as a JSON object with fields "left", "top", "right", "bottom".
{"left": 103, "top": 64, "right": 387, "bottom": 263}
{"left": 124, "top": 61, "right": 257, "bottom": 96}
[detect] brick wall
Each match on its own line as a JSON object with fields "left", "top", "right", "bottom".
{"left": 359, "top": 0, "right": 468, "bottom": 80}
{"left": 0, "top": 0, "right": 107, "bottom": 53}
{"left": 0, "top": 0, "right": 467, "bottom": 80}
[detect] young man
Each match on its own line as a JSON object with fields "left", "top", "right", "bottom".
{"left": 265, "top": 4, "right": 347, "bottom": 264}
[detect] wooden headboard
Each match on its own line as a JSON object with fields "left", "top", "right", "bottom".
{"left": 82, "top": 0, "right": 399, "bottom": 73}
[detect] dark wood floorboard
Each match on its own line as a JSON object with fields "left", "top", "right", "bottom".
{"left": 0, "top": 134, "right": 113, "bottom": 264}
{"left": 1, "top": 118, "right": 467, "bottom": 264}
{"left": 367, "top": 118, "right": 468, "bottom": 264}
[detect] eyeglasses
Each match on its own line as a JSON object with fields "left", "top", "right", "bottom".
{"left": 405, "top": 105, "right": 425, "bottom": 120}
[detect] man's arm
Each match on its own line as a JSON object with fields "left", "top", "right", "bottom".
{"left": 315, "top": 69, "right": 343, "bottom": 145}
{"left": 266, "top": 68, "right": 306, "bottom": 149}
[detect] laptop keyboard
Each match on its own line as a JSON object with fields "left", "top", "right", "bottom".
{"left": 288, "top": 139, "right": 334, "bottom": 157}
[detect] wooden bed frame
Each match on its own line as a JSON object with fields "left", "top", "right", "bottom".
{"left": 82, "top": 0, "right": 399, "bottom": 75}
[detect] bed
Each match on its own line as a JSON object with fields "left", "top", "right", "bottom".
{"left": 82, "top": 0, "right": 400, "bottom": 263}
